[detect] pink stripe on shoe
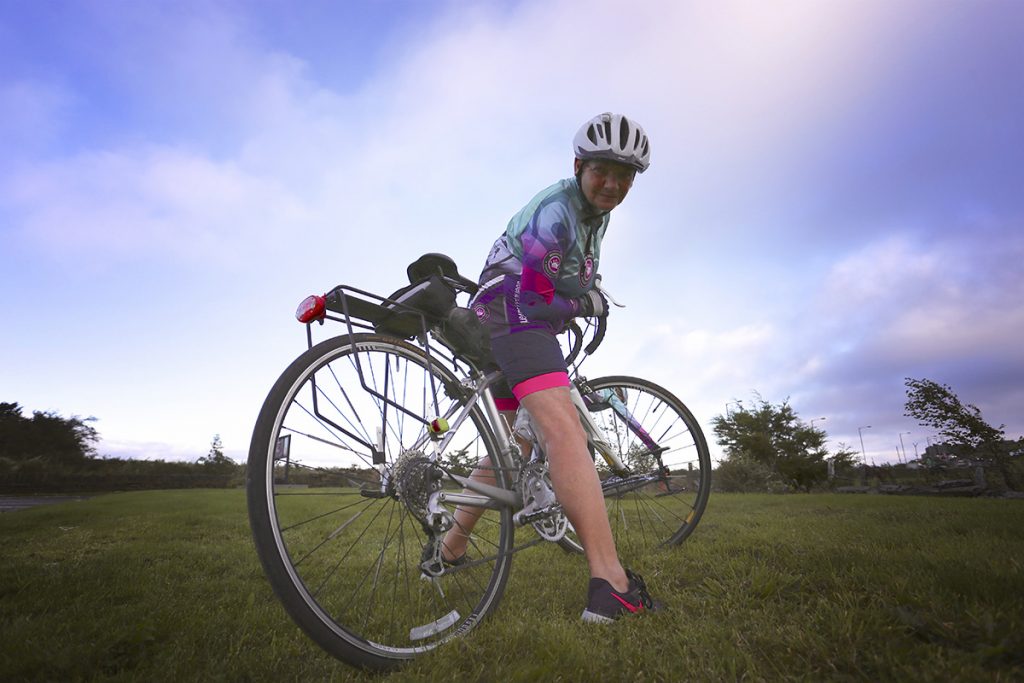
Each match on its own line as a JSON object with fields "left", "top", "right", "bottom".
{"left": 511, "top": 372, "right": 571, "bottom": 400}
{"left": 612, "top": 593, "right": 641, "bottom": 613}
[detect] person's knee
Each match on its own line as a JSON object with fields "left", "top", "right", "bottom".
{"left": 544, "top": 421, "right": 586, "bottom": 453}
{"left": 532, "top": 405, "right": 586, "bottom": 454}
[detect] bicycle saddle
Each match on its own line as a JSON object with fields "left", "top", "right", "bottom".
{"left": 406, "top": 253, "right": 478, "bottom": 294}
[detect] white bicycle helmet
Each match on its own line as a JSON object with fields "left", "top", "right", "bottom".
{"left": 573, "top": 112, "right": 651, "bottom": 173}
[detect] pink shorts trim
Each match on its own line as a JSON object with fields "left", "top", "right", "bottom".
{"left": 511, "top": 371, "right": 571, "bottom": 401}
{"left": 494, "top": 397, "right": 520, "bottom": 411}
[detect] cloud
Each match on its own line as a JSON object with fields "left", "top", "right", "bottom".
{"left": 9, "top": 0, "right": 1015, "bottom": 273}
{"left": 2, "top": 0, "right": 1022, "bottom": 468}
{"left": 612, "top": 216, "right": 1024, "bottom": 459}
{"left": 820, "top": 235, "right": 941, "bottom": 312}
{"left": 99, "top": 439, "right": 218, "bottom": 463}
{"left": 793, "top": 223, "right": 1024, "bottom": 446}
{"left": 0, "top": 80, "right": 76, "bottom": 159}
{"left": 817, "top": 225, "right": 1024, "bottom": 365}
{"left": 4, "top": 145, "right": 312, "bottom": 268}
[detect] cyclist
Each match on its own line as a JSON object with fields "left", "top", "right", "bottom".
{"left": 439, "top": 112, "right": 657, "bottom": 623}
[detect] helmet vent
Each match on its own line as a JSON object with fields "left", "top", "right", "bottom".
{"left": 572, "top": 112, "right": 651, "bottom": 173}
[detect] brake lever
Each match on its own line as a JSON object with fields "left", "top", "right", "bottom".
{"left": 594, "top": 276, "right": 625, "bottom": 308}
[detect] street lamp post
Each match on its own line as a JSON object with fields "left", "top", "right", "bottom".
{"left": 899, "top": 431, "right": 911, "bottom": 463}
{"left": 858, "top": 425, "right": 872, "bottom": 465}
{"left": 810, "top": 416, "right": 827, "bottom": 429}
{"left": 726, "top": 400, "right": 743, "bottom": 417}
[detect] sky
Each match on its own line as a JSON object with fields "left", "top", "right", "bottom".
{"left": 2, "top": 0, "right": 1022, "bottom": 467}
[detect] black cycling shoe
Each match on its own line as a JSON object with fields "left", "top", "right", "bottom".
{"left": 580, "top": 569, "right": 658, "bottom": 623}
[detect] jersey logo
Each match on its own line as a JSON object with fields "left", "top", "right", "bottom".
{"left": 543, "top": 251, "right": 562, "bottom": 279}
{"left": 580, "top": 254, "right": 595, "bottom": 286}
{"left": 473, "top": 303, "right": 490, "bottom": 323}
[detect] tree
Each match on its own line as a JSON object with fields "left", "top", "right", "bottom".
{"left": 207, "top": 434, "right": 225, "bottom": 460}
{"left": 440, "top": 447, "right": 476, "bottom": 477}
{"left": 828, "top": 443, "right": 860, "bottom": 469}
{"left": 711, "top": 395, "right": 831, "bottom": 492}
{"left": 198, "top": 434, "right": 237, "bottom": 471}
{"left": 904, "top": 377, "right": 1020, "bottom": 490}
{"left": 0, "top": 401, "right": 99, "bottom": 464}
{"left": 624, "top": 442, "right": 658, "bottom": 473}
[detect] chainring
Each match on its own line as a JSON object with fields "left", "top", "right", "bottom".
{"left": 517, "top": 460, "right": 568, "bottom": 542}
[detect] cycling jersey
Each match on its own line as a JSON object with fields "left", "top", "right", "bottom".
{"left": 474, "top": 177, "right": 609, "bottom": 337}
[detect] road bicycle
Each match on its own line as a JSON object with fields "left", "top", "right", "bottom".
{"left": 246, "top": 253, "right": 712, "bottom": 670}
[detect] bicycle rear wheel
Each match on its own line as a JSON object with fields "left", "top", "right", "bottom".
{"left": 561, "top": 375, "right": 711, "bottom": 559}
{"left": 247, "top": 334, "right": 513, "bottom": 671}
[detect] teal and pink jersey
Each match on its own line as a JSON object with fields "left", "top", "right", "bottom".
{"left": 473, "top": 177, "right": 609, "bottom": 337}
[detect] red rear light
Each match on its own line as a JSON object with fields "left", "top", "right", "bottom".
{"left": 296, "top": 294, "right": 326, "bottom": 323}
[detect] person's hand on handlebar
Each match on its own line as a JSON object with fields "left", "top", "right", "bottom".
{"left": 575, "top": 289, "right": 609, "bottom": 318}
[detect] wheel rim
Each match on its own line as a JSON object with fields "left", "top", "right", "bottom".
{"left": 255, "top": 338, "right": 512, "bottom": 659}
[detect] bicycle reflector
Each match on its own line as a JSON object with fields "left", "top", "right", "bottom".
{"left": 296, "top": 295, "right": 326, "bottom": 323}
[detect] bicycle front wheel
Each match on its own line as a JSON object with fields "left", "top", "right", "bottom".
{"left": 247, "top": 334, "right": 514, "bottom": 671}
{"left": 562, "top": 375, "right": 711, "bottom": 559}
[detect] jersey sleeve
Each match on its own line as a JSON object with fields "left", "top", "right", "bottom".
{"left": 517, "top": 203, "right": 579, "bottom": 323}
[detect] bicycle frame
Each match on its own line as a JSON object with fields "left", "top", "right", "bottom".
{"left": 300, "top": 278, "right": 673, "bottom": 529}
{"left": 248, "top": 255, "right": 712, "bottom": 669}
{"left": 399, "top": 365, "right": 649, "bottom": 519}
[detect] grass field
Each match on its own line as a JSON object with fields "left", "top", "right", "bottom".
{"left": 1, "top": 490, "right": 1022, "bottom": 682}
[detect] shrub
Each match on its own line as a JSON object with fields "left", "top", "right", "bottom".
{"left": 713, "top": 457, "right": 789, "bottom": 493}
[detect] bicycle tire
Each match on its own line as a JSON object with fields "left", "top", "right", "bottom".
{"left": 247, "top": 334, "right": 514, "bottom": 670}
{"left": 558, "top": 375, "right": 711, "bottom": 558}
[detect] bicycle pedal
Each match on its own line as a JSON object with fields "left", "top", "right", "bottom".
{"left": 514, "top": 504, "right": 562, "bottom": 525}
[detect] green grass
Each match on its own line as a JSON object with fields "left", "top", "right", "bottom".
{"left": 2, "top": 491, "right": 1022, "bottom": 681}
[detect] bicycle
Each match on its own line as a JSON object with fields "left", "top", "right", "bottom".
{"left": 246, "top": 253, "right": 712, "bottom": 670}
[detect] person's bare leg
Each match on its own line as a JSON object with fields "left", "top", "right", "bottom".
{"left": 440, "top": 411, "right": 524, "bottom": 561}
{"left": 520, "top": 387, "right": 628, "bottom": 592}
{"left": 441, "top": 455, "right": 496, "bottom": 561}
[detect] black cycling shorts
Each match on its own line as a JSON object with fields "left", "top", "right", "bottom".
{"left": 488, "top": 328, "right": 570, "bottom": 410}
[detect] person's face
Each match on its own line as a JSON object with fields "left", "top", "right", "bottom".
{"left": 575, "top": 159, "right": 635, "bottom": 211}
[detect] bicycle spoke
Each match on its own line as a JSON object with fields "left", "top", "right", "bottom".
{"left": 248, "top": 334, "right": 514, "bottom": 666}
{"left": 569, "top": 376, "right": 711, "bottom": 555}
